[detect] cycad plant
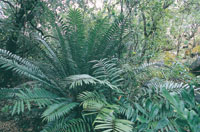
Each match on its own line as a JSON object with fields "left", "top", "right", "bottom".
{"left": 0, "top": 8, "right": 132, "bottom": 132}
{"left": 0, "top": 48, "right": 132, "bottom": 131}
{"left": 43, "top": 8, "right": 129, "bottom": 75}
{"left": 1, "top": 7, "right": 198, "bottom": 132}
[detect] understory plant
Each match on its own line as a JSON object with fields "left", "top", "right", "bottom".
{"left": 0, "top": 8, "right": 200, "bottom": 132}
{"left": 0, "top": 8, "right": 133, "bottom": 132}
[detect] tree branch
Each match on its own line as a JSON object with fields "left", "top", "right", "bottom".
{"left": 44, "top": 35, "right": 58, "bottom": 40}
{"left": 142, "top": 11, "right": 148, "bottom": 37}
{"left": 1, "top": 0, "right": 15, "bottom": 9}
{"left": 163, "top": 0, "right": 173, "bottom": 9}
{"left": 30, "top": 21, "right": 44, "bottom": 35}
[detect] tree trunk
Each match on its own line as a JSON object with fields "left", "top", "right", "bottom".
{"left": 176, "top": 35, "right": 182, "bottom": 56}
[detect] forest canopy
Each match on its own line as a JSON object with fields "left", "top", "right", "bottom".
{"left": 0, "top": 0, "right": 200, "bottom": 132}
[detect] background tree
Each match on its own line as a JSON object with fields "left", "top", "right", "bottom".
{"left": 0, "top": 0, "right": 46, "bottom": 87}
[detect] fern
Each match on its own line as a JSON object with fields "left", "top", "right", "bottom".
{"left": 118, "top": 101, "right": 137, "bottom": 122}
{"left": 55, "top": 22, "right": 78, "bottom": 75}
{"left": 132, "top": 62, "right": 167, "bottom": 74}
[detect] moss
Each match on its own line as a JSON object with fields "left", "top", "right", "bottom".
{"left": 191, "top": 45, "right": 200, "bottom": 54}
{"left": 164, "top": 52, "right": 176, "bottom": 66}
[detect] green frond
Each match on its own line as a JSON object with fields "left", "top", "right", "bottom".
{"left": 63, "top": 119, "right": 91, "bottom": 132}
{"left": 82, "top": 101, "right": 105, "bottom": 114}
{"left": 42, "top": 102, "right": 79, "bottom": 122}
{"left": 64, "top": 9, "right": 86, "bottom": 72}
{"left": 81, "top": 97, "right": 118, "bottom": 117}
{"left": 54, "top": 22, "right": 78, "bottom": 75}
{"left": 48, "top": 11, "right": 79, "bottom": 75}
{"left": 92, "top": 58, "right": 123, "bottom": 87}
{"left": 101, "top": 17, "right": 127, "bottom": 58}
{"left": 88, "top": 16, "right": 128, "bottom": 60}
{"left": 146, "top": 78, "right": 189, "bottom": 94}
{"left": 0, "top": 88, "right": 21, "bottom": 100}
{"left": 65, "top": 74, "right": 115, "bottom": 89}
{"left": 65, "top": 74, "right": 99, "bottom": 89}
{"left": 118, "top": 102, "right": 136, "bottom": 121}
{"left": 133, "top": 62, "right": 162, "bottom": 74}
{"left": 0, "top": 49, "right": 56, "bottom": 88}
{"left": 12, "top": 88, "right": 61, "bottom": 115}
{"left": 78, "top": 91, "right": 116, "bottom": 118}
{"left": 78, "top": 91, "right": 106, "bottom": 103}
{"left": 162, "top": 88, "right": 200, "bottom": 132}
{"left": 36, "top": 35, "right": 67, "bottom": 77}
{"left": 94, "top": 114, "right": 133, "bottom": 132}
{"left": 87, "top": 18, "right": 110, "bottom": 61}
{"left": 42, "top": 118, "right": 91, "bottom": 132}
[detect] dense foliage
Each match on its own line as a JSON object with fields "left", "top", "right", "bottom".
{"left": 0, "top": 0, "right": 200, "bottom": 132}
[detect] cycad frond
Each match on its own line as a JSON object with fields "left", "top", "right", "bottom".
{"left": 94, "top": 114, "right": 133, "bottom": 132}
{"left": 133, "top": 62, "right": 161, "bottom": 74}
{"left": 36, "top": 36, "right": 67, "bottom": 77}
{"left": 65, "top": 74, "right": 99, "bottom": 89}
{"left": 88, "top": 16, "right": 128, "bottom": 60}
{"left": 100, "top": 17, "right": 126, "bottom": 58}
{"left": 64, "top": 9, "right": 86, "bottom": 72}
{"left": 118, "top": 102, "right": 136, "bottom": 121}
{"left": 81, "top": 96, "right": 118, "bottom": 117}
{"left": 91, "top": 58, "right": 123, "bottom": 87}
{"left": 0, "top": 88, "right": 21, "bottom": 100}
{"left": 12, "top": 88, "right": 61, "bottom": 115}
{"left": 0, "top": 49, "right": 56, "bottom": 88}
{"left": 87, "top": 18, "right": 109, "bottom": 61}
{"left": 42, "top": 102, "right": 79, "bottom": 122}
{"left": 42, "top": 118, "right": 90, "bottom": 132}
{"left": 65, "top": 74, "right": 119, "bottom": 91}
{"left": 55, "top": 22, "right": 78, "bottom": 75}
{"left": 78, "top": 91, "right": 106, "bottom": 103}
{"left": 146, "top": 78, "right": 189, "bottom": 94}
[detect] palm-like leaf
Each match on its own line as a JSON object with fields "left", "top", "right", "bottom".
{"left": 0, "top": 49, "right": 56, "bottom": 88}
{"left": 94, "top": 115, "right": 133, "bottom": 132}
{"left": 65, "top": 74, "right": 120, "bottom": 92}
{"left": 78, "top": 91, "right": 106, "bottom": 103}
{"left": 41, "top": 118, "right": 91, "bottom": 132}
{"left": 91, "top": 58, "right": 124, "bottom": 91}
{"left": 12, "top": 88, "right": 61, "bottom": 115}
{"left": 146, "top": 78, "right": 189, "bottom": 94}
{"left": 65, "top": 74, "right": 101, "bottom": 89}
{"left": 42, "top": 102, "right": 79, "bottom": 122}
